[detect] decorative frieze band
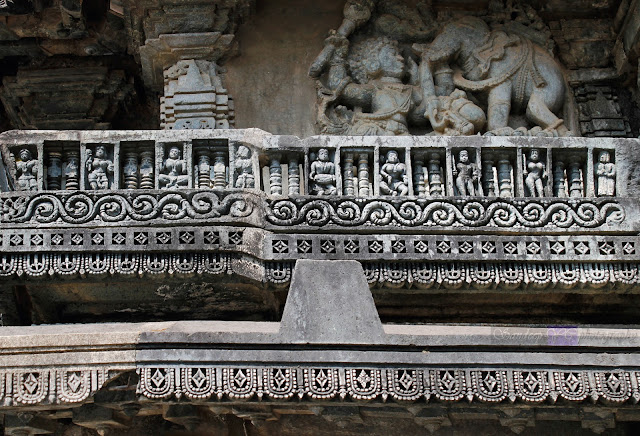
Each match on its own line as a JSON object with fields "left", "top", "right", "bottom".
{"left": 137, "top": 366, "right": 640, "bottom": 405}
{"left": 0, "top": 253, "right": 231, "bottom": 277}
{"left": 266, "top": 197, "right": 625, "bottom": 229}
{"left": 0, "top": 369, "right": 111, "bottom": 406}
{"left": 1, "top": 253, "right": 638, "bottom": 290}
{"left": 0, "top": 190, "right": 256, "bottom": 224}
{"left": 266, "top": 262, "right": 640, "bottom": 289}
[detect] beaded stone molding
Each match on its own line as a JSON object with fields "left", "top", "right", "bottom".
{"left": 266, "top": 261, "right": 640, "bottom": 289}
{"left": 137, "top": 366, "right": 640, "bottom": 405}
{"left": 0, "top": 253, "right": 231, "bottom": 277}
{"left": 1, "top": 253, "right": 638, "bottom": 291}
{"left": 3, "top": 366, "right": 639, "bottom": 407}
{"left": 0, "top": 369, "right": 117, "bottom": 406}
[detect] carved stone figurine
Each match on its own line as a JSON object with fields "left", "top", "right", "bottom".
{"left": 379, "top": 150, "right": 408, "bottom": 196}
{"left": 595, "top": 150, "right": 616, "bottom": 196}
{"left": 86, "top": 145, "right": 114, "bottom": 190}
{"left": 309, "top": 148, "right": 337, "bottom": 195}
{"left": 454, "top": 150, "right": 480, "bottom": 196}
{"left": 417, "top": 16, "right": 571, "bottom": 136}
{"left": 234, "top": 145, "right": 255, "bottom": 189}
{"left": 524, "top": 148, "right": 546, "bottom": 197}
{"left": 14, "top": 148, "right": 38, "bottom": 191}
{"left": 159, "top": 146, "right": 189, "bottom": 189}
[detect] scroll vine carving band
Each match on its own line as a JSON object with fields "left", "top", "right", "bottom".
{"left": 266, "top": 198, "right": 625, "bottom": 228}
{"left": 0, "top": 191, "right": 255, "bottom": 224}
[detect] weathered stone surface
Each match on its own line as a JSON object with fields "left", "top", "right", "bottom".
{"left": 279, "top": 260, "right": 385, "bottom": 344}
{"left": 0, "top": 66, "right": 134, "bottom": 130}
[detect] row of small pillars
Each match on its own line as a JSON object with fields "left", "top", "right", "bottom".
{"left": 260, "top": 145, "right": 616, "bottom": 198}
{"left": 9, "top": 139, "right": 266, "bottom": 191}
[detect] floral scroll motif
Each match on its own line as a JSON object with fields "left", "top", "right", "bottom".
{"left": 0, "top": 191, "right": 255, "bottom": 224}
{"left": 266, "top": 198, "right": 625, "bottom": 228}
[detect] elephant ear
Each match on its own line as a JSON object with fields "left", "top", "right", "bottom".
{"left": 473, "top": 31, "right": 520, "bottom": 78}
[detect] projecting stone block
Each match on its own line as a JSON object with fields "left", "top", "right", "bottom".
{"left": 279, "top": 259, "right": 385, "bottom": 344}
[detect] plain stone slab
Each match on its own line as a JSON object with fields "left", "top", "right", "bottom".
{"left": 278, "top": 259, "right": 386, "bottom": 344}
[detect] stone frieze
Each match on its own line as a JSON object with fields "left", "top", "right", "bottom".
{"left": 266, "top": 197, "right": 625, "bottom": 228}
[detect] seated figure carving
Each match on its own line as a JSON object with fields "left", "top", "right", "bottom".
{"left": 379, "top": 150, "right": 408, "bottom": 196}
{"left": 309, "top": 148, "right": 337, "bottom": 195}
{"left": 159, "top": 146, "right": 189, "bottom": 189}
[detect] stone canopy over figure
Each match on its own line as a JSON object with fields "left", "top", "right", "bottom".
{"left": 309, "top": 0, "right": 572, "bottom": 137}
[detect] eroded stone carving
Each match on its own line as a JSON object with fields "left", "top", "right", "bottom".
{"left": 524, "top": 148, "right": 546, "bottom": 197}
{"left": 161, "top": 59, "right": 234, "bottom": 130}
{"left": 310, "top": 2, "right": 572, "bottom": 137}
{"left": 417, "top": 16, "right": 569, "bottom": 137}
{"left": 86, "top": 145, "right": 114, "bottom": 190}
{"left": 13, "top": 149, "right": 38, "bottom": 191}
{"left": 234, "top": 145, "right": 254, "bottom": 189}
{"left": 159, "top": 146, "right": 189, "bottom": 189}
{"left": 309, "top": 149, "right": 337, "bottom": 195}
{"left": 0, "top": 191, "right": 255, "bottom": 224}
{"left": 595, "top": 151, "right": 615, "bottom": 197}
{"left": 453, "top": 150, "right": 480, "bottom": 196}
{"left": 379, "top": 150, "right": 408, "bottom": 196}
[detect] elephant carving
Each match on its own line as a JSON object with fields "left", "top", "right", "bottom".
{"left": 417, "top": 16, "right": 571, "bottom": 136}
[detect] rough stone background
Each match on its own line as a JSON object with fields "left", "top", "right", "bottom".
{"left": 225, "top": 0, "right": 344, "bottom": 137}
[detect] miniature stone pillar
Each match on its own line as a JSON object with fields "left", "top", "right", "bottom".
{"left": 553, "top": 160, "right": 567, "bottom": 198}
{"left": 47, "top": 151, "right": 62, "bottom": 190}
{"left": 343, "top": 153, "right": 355, "bottom": 195}
{"left": 64, "top": 150, "right": 80, "bottom": 190}
{"left": 497, "top": 158, "right": 512, "bottom": 197}
{"left": 358, "top": 153, "right": 370, "bottom": 196}
{"left": 139, "top": 151, "right": 155, "bottom": 189}
{"left": 270, "top": 156, "right": 282, "bottom": 195}
{"left": 288, "top": 157, "right": 300, "bottom": 195}
{"left": 413, "top": 156, "right": 426, "bottom": 197}
{"left": 482, "top": 156, "right": 496, "bottom": 197}
{"left": 568, "top": 156, "right": 584, "bottom": 197}
{"left": 212, "top": 151, "right": 227, "bottom": 189}
{"left": 195, "top": 146, "right": 212, "bottom": 189}
{"left": 427, "top": 152, "right": 443, "bottom": 196}
{"left": 123, "top": 151, "right": 139, "bottom": 189}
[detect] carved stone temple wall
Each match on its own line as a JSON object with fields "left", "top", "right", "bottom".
{"left": 3, "top": 1, "right": 640, "bottom": 435}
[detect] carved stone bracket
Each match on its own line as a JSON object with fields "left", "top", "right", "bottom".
{"left": 139, "top": 32, "right": 235, "bottom": 90}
